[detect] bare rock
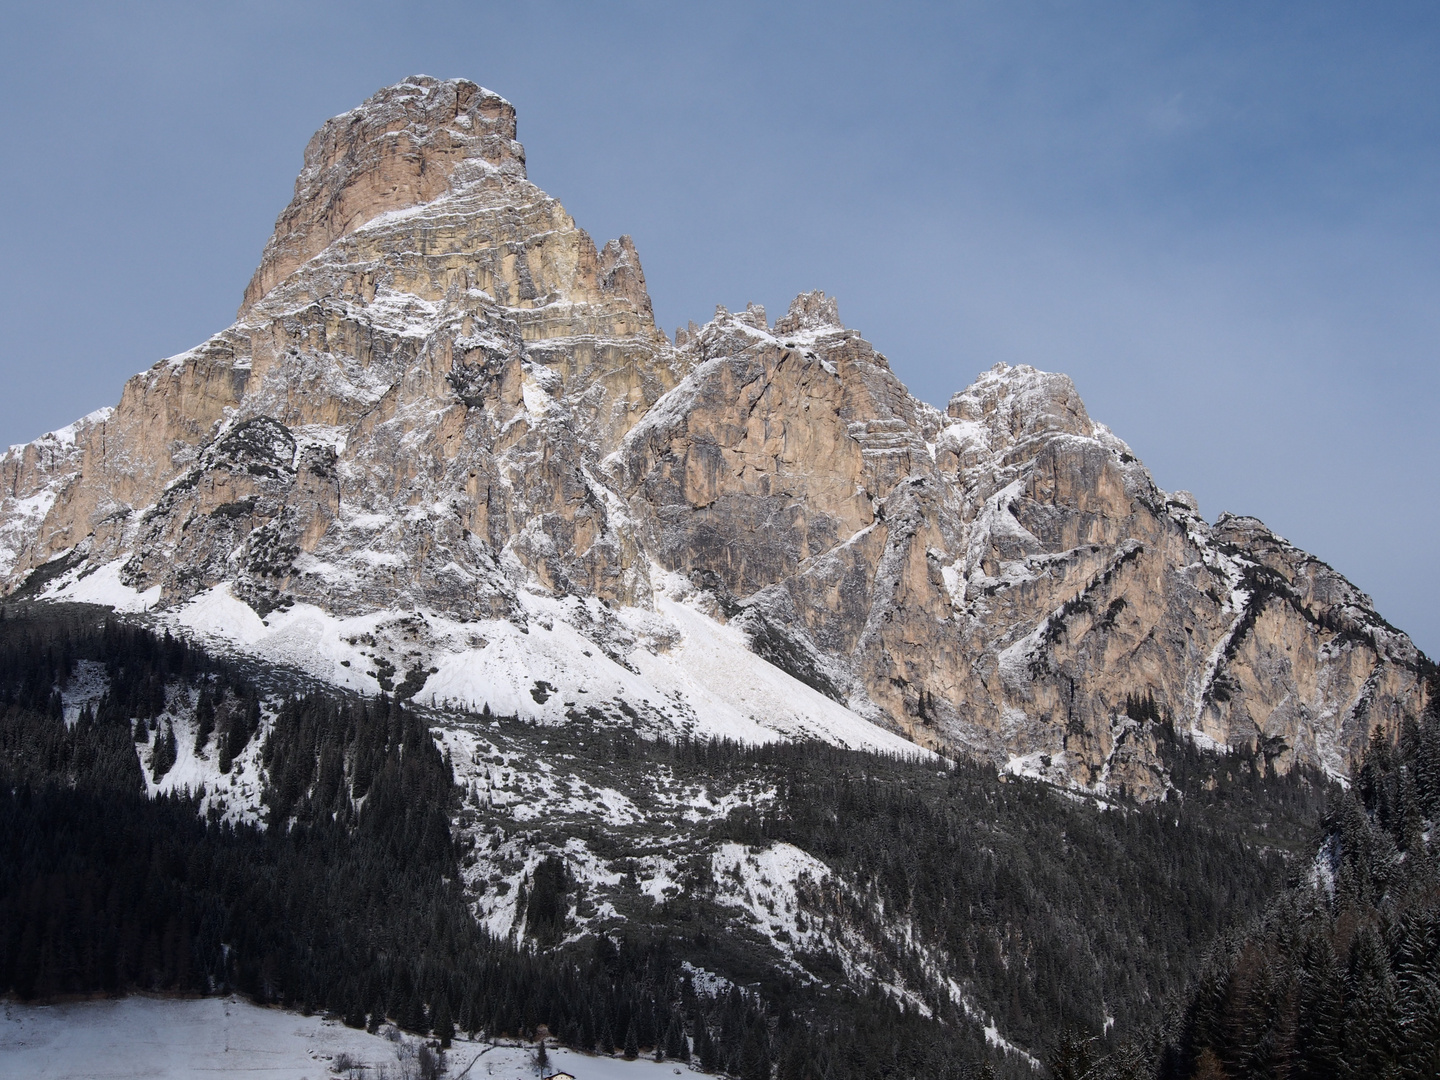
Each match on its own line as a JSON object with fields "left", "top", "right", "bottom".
{"left": 241, "top": 76, "right": 525, "bottom": 316}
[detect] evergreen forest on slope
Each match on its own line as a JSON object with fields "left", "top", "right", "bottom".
{"left": 1, "top": 601, "right": 1434, "bottom": 1078}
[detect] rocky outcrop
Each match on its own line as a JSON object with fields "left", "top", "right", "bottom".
{"left": 0, "top": 77, "right": 1428, "bottom": 795}
{"left": 611, "top": 309, "right": 1429, "bottom": 795}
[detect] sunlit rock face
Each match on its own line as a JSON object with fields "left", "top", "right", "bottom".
{"left": 0, "top": 76, "right": 1428, "bottom": 795}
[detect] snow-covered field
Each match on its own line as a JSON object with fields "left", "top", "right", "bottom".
{"left": 0, "top": 996, "right": 697, "bottom": 1080}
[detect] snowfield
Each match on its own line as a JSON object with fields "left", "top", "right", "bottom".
{"left": 0, "top": 996, "right": 700, "bottom": 1080}
{"left": 38, "top": 558, "right": 161, "bottom": 613}
{"left": 139, "top": 574, "right": 928, "bottom": 759}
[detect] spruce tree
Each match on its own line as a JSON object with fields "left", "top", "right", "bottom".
{"left": 694, "top": 1017, "right": 717, "bottom": 1073}
{"left": 776, "top": 1029, "right": 807, "bottom": 1080}
{"left": 1344, "top": 923, "right": 1400, "bottom": 1076}
{"left": 433, "top": 996, "right": 455, "bottom": 1048}
{"left": 739, "top": 1023, "right": 770, "bottom": 1080}
{"left": 1295, "top": 930, "right": 1345, "bottom": 1080}
{"left": 401, "top": 992, "right": 427, "bottom": 1035}
{"left": 194, "top": 689, "right": 215, "bottom": 752}
{"left": 636, "top": 1004, "right": 656, "bottom": 1053}
{"left": 1048, "top": 1029, "right": 1095, "bottom": 1080}
{"left": 217, "top": 719, "right": 233, "bottom": 774}
{"left": 343, "top": 994, "right": 366, "bottom": 1029}
{"left": 151, "top": 725, "right": 177, "bottom": 781}
{"left": 664, "top": 1017, "right": 688, "bottom": 1062}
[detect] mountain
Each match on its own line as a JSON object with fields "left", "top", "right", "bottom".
{"left": 0, "top": 75, "right": 1429, "bottom": 795}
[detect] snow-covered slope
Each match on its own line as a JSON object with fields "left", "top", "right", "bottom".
{"left": 143, "top": 570, "right": 925, "bottom": 757}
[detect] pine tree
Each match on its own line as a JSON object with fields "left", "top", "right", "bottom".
{"left": 401, "top": 992, "right": 428, "bottom": 1035}
{"left": 1344, "top": 923, "right": 1400, "bottom": 1076}
{"left": 433, "top": 995, "right": 455, "bottom": 1048}
{"left": 217, "top": 720, "right": 233, "bottom": 774}
{"left": 694, "top": 1016, "right": 717, "bottom": 1073}
{"left": 623, "top": 1018, "right": 639, "bottom": 1060}
{"left": 151, "top": 725, "right": 177, "bottom": 781}
{"left": 739, "top": 1021, "right": 770, "bottom": 1080}
{"left": 665, "top": 1017, "right": 688, "bottom": 1062}
{"left": 194, "top": 689, "right": 215, "bottom": 752}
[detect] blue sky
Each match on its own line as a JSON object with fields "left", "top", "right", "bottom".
{"left": 2, "top": 1, "right": 1437, "bottom": 654}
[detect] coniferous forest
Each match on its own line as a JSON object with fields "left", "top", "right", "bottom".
{"left": 0, "top": 601, "right": 1434, "bottom": 1078}
{"left": 1151, "top": 706, "right": 1440, "bottom": 1079}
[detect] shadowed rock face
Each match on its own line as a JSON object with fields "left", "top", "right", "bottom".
{"left": 0, "top": 77, "right": 1429, "bottom": 795}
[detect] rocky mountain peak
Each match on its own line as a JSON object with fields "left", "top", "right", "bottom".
{"left": 0, "top": 79, "right": 1429, "bottom": 799}
{"left": 946, "top": 363, "right": 1093, "bottom": 441}
{"left": 773, "top": 290, "right": 843, "bottom": 335}
{"left": 240, "top": 76, "right": 525, "bottom": 316}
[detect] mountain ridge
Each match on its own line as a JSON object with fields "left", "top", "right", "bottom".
{"left": 0, "top": 75, "right": 1428, "bottom": 796}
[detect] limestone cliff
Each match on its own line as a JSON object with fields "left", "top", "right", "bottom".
{"left": 0, "top": 76, "right": 1428, "bottom": 794}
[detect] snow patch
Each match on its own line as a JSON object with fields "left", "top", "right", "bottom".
{"left": 711, "top": 842, "right": 835, "bottom": 973}
{"left": 40, "top": 560, "right": 161, "bottom": 613}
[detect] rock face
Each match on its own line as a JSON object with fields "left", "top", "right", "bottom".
{"left": 240, "top": 78, "right": 528, "bottom": 317}
{"left": 0, "top": 76, "right": 1429, "bottom": 794}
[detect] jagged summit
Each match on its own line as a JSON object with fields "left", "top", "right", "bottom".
{"left": 242, "top": 77, "right": 525, "bottom": 315}
{"left": 774, "top": 290, "right": 843, "bottom": 335}
{"left": 946, "top": 363, "right": 1095, "bottom": 441}
{"left": 0, "top": 79, "right": 1428, "bottom": 795}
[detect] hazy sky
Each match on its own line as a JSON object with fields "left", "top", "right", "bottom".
{"left": 2, "top": 2, "right": 1437, "bottom": 654}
